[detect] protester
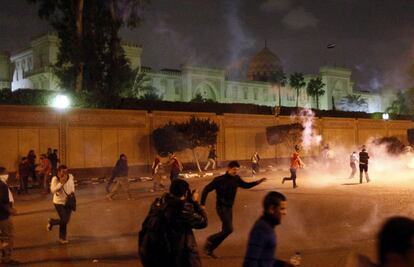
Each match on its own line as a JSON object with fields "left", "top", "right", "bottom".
{"left": 243, "top": 191, "right": 293, "bottom": 267}
{"left": 204, "top": 145, "right": 217, "bottom": 171}
{"left": 201, "top": 161, "right": 266, "bottom": 258}
{"left": 150, "top": 155, "right": 165, "bottom": 192}
{"left": 251, "top": 152, "right": 260, "bottom": 176}
{"left": 47, "top": 165, "right": 75, "bottom": 244}
{"left": 282, "top": 146, "right": 304, "bottom": 188}
{"left": 349, "top": 151, "right": 358, "bottom": 179}
{"left": 27, "top": 149, "right": 37, "bottom": 186}
{"left": 169, "top": 153, "right": 183, "bottom": 181}
{"left": 16, "top": 157, "right": 31, "bottom": 194}
{"left": 359, "top": 147, "right": 370, "bottom": 183}
{"left": 106, "top": 154, "right": 131, "bottom": 200}
{"left": 0, "top": 167, "right": 18, "bottom": 264}
{"left": 39, "top": 154, "right": 52, "bottom": 193}
{"left": 355, "top": 216, "right": 414, "bottom": 267}
{"left": 139, "top": 179, "right": 208, "bottom": 267}
{"left": 48, "top": 149, "right": 60, "bottom": 176}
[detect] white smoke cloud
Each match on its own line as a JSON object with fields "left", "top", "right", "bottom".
{"left": 290, "top": 108, "right": 323, "bottom": 151}
{"left": 260, "top": 0, "right": 292, "bottom": 12}
{"left": 225, "top": 1, "right": 256, "bottom": 78}
{"left": 282, "top": 7, "right": 319, "bottom": 30}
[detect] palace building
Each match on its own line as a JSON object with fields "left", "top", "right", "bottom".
{"left": 0, "top": 33, "right": 394, "bottom": 112}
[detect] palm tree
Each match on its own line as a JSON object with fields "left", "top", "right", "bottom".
{"left": 339, "top": 94, "right": 368, "bottom": 112}
{"left": 269, "top": 70, "right": 287, "bottom": 106}
{"left": 306, "top": 77, "right": 325, "bottom": 109}
{"left": 289, "top": 72, "right": 306, "bottom": 107}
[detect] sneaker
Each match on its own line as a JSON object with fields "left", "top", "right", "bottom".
{"left": 293, "top": 185, "right": 298, "bottom": 188}
{"left": 47, "top": 218, "right": 53, "bottom": 231}
{"left": 106, "top": 195, "right": 113, "bottom": 201}
{"left": 59, "top": 239, "right": 69, "bottom": 244}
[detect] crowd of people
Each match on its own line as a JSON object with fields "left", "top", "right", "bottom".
{"left": 0, "top": 144, "right": 412, "bottom": 266}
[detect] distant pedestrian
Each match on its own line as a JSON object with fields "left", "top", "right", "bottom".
{"left": 348, "top": 151, "right": 358, "bottom": 179}
{"left": 0, "top": 167, "right": 19, "bottom": 264}
{"left": 47, "top": 165, "right": 75, "bottom": 244}
{"left": 169, "top": 153, "right": 183, "bottom": 181}
{"left": 39, "top": 154, "right": 52, "bottom": 193}
{"left": 282, "top": 146, "right": 304, "bottom": 188}
{"left": 204, "top": 146, "right": 217, "bottom": 171}
{"left": 27, "top": 150, "right": 37, "bottom": 186}
{"left": 106, "top": 154, "right": 131, "bottom": 200}
{"left": 151, "top": 155, "right": 165, "bottom": 192}
{"left": 359, "top": 148, "right": 370, "bottom": 183}
{"left": 48, "top": 149, "right": 60, "bottom": 177}
{"left": 201, "top": 161, "right": 266, "bottom": 258}
{"left": 243, "top": 191, "right": 292, "bottom": 267}
{"left": 16, "top": 157, "right": 30, "bottom": 194}
{"left": 251, "top": 152, "right": 260, "bottom": 175}
{"left": 139, "top": 179, "right": 207, "bottom": 267}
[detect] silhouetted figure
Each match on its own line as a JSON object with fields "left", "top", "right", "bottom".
{"left": 201, "top": 161, "right": 266, "bottom": 258}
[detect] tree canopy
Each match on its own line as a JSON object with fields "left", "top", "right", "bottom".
{"left": 289, "top": 72, "right": 306, "bottom": 107}
{"left": 27, "top": 0, "right": 150, "bottom": 104}
{"left": 306, "top": 77, "right": 325, "bottom": 109}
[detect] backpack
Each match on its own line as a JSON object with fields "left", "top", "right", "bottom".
{"left": 138, "top": 196, "right": 173, "bottom": 267}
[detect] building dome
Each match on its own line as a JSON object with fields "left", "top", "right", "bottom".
{"left": 247, "top": 47, "right": 283, "bottom": 82}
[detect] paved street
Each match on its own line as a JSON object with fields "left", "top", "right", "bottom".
{"left": 8, "top": 166, "right": 414, "bottom": 266}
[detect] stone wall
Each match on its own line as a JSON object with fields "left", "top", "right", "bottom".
{"left": 0, "top": 105, "right": 412, "bottom": 176}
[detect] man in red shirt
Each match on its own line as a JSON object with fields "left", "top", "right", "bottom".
{"left": 169, "top": 153, "right": 183, "bottom": 181}
{"left": 39, "top": 154, "right": 52, "bottom": 193}
{"left": 282, "top": 146, "right": 304, "bottom": 188}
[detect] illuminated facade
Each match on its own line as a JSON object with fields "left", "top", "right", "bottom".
{"left": 0, "top": 33, "right": 394, "bottom": 112}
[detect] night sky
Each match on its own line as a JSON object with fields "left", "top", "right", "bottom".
{"left": 1, "top": 0, "right": 413, "bottom": 91}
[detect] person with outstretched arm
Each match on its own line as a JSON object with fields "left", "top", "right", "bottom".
{"left": 200, "top": 160, "right": 266, "bottom": 258}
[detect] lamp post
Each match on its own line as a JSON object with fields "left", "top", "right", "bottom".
{"left": 382, "top": 113, "right": 389, "bottom": 120}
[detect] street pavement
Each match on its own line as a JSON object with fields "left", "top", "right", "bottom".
{"left": 8, "top": 166, "right": 414, "bottom": 266}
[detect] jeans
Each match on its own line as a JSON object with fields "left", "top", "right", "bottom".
{"left": 206, "top": 205, "right": 233, "bottom": 251}
{"left": 50, "top": 204, "right": 72, "bottom": 240}
{"left": 204, "top": 159, "right": 216, "bottom": 170}
{"left": 19, "top": 176, "right": 29, "bottom": 193}
{"left": 349, "top": 163, "right": 357, "bottom": 178}
{"left": 284, "top": 168, "right": 297, "bottom": 187}
{"left": 170, "top": 170, "right": 180, "bottom": 181}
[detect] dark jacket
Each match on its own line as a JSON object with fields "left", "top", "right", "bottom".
{"left": 18, "top": 161, "right": 31, "bottom": 177}
{"left": 113, "top": 159, "right": 128, "bottom": 177}
{"left": 243, "top": 215, "right": 278, "bottom": 267}
{"left": 208, "top": 149, "right": 217, "bottom": 160}
{"left": 141, "top": 193, "right": 208, "bottom": 267}
{"left": 48, "top": 153, "right": 59, "bottom": 168}
{"left": 359, "top": 151, "right": 369, "bottom": 165}
{"left": 201, "top": 172, "right": 261, "bottom": 207}
{"left": 0, "top": 181, "right": 11, "bottom": 221}
{"left": 165, "top": 194, "right": 207, "bottom": 267}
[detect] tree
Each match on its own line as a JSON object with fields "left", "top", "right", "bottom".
{"left": 289, "top": 72, "right": 306, "bottom": 108}
{"left": 306, "top": 77, "right": 325, "bottom": 109}
{"left": 339, "top": 94, "right": 368, "bottom": 112}
{"left": 177, "top": 117, "right": 219, "bottom": 172}
{"left": 28, "top": 0, "right": 149, "bottom": 101}
{"left": 152, "top": 117, "right": 219, "bottom": 172}
{"left": 152, "top": 123, "right": 187, "bottom": 157}
{"left": 269, "top": 70, "right": 287, "bottom": 106}
{"left": 386, "top": 90, "right": 412, "bottom": 115}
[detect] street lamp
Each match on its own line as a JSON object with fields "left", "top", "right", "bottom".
{"left": 52, "top": 94, "right": 70, "bottom": 109}
{"left": 382, "top": 113, "right": 389, "bottom": 120}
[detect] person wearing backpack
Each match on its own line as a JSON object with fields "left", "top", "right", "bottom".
{"left": 139, "top": 179, "right": 208, "bottom": 267}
